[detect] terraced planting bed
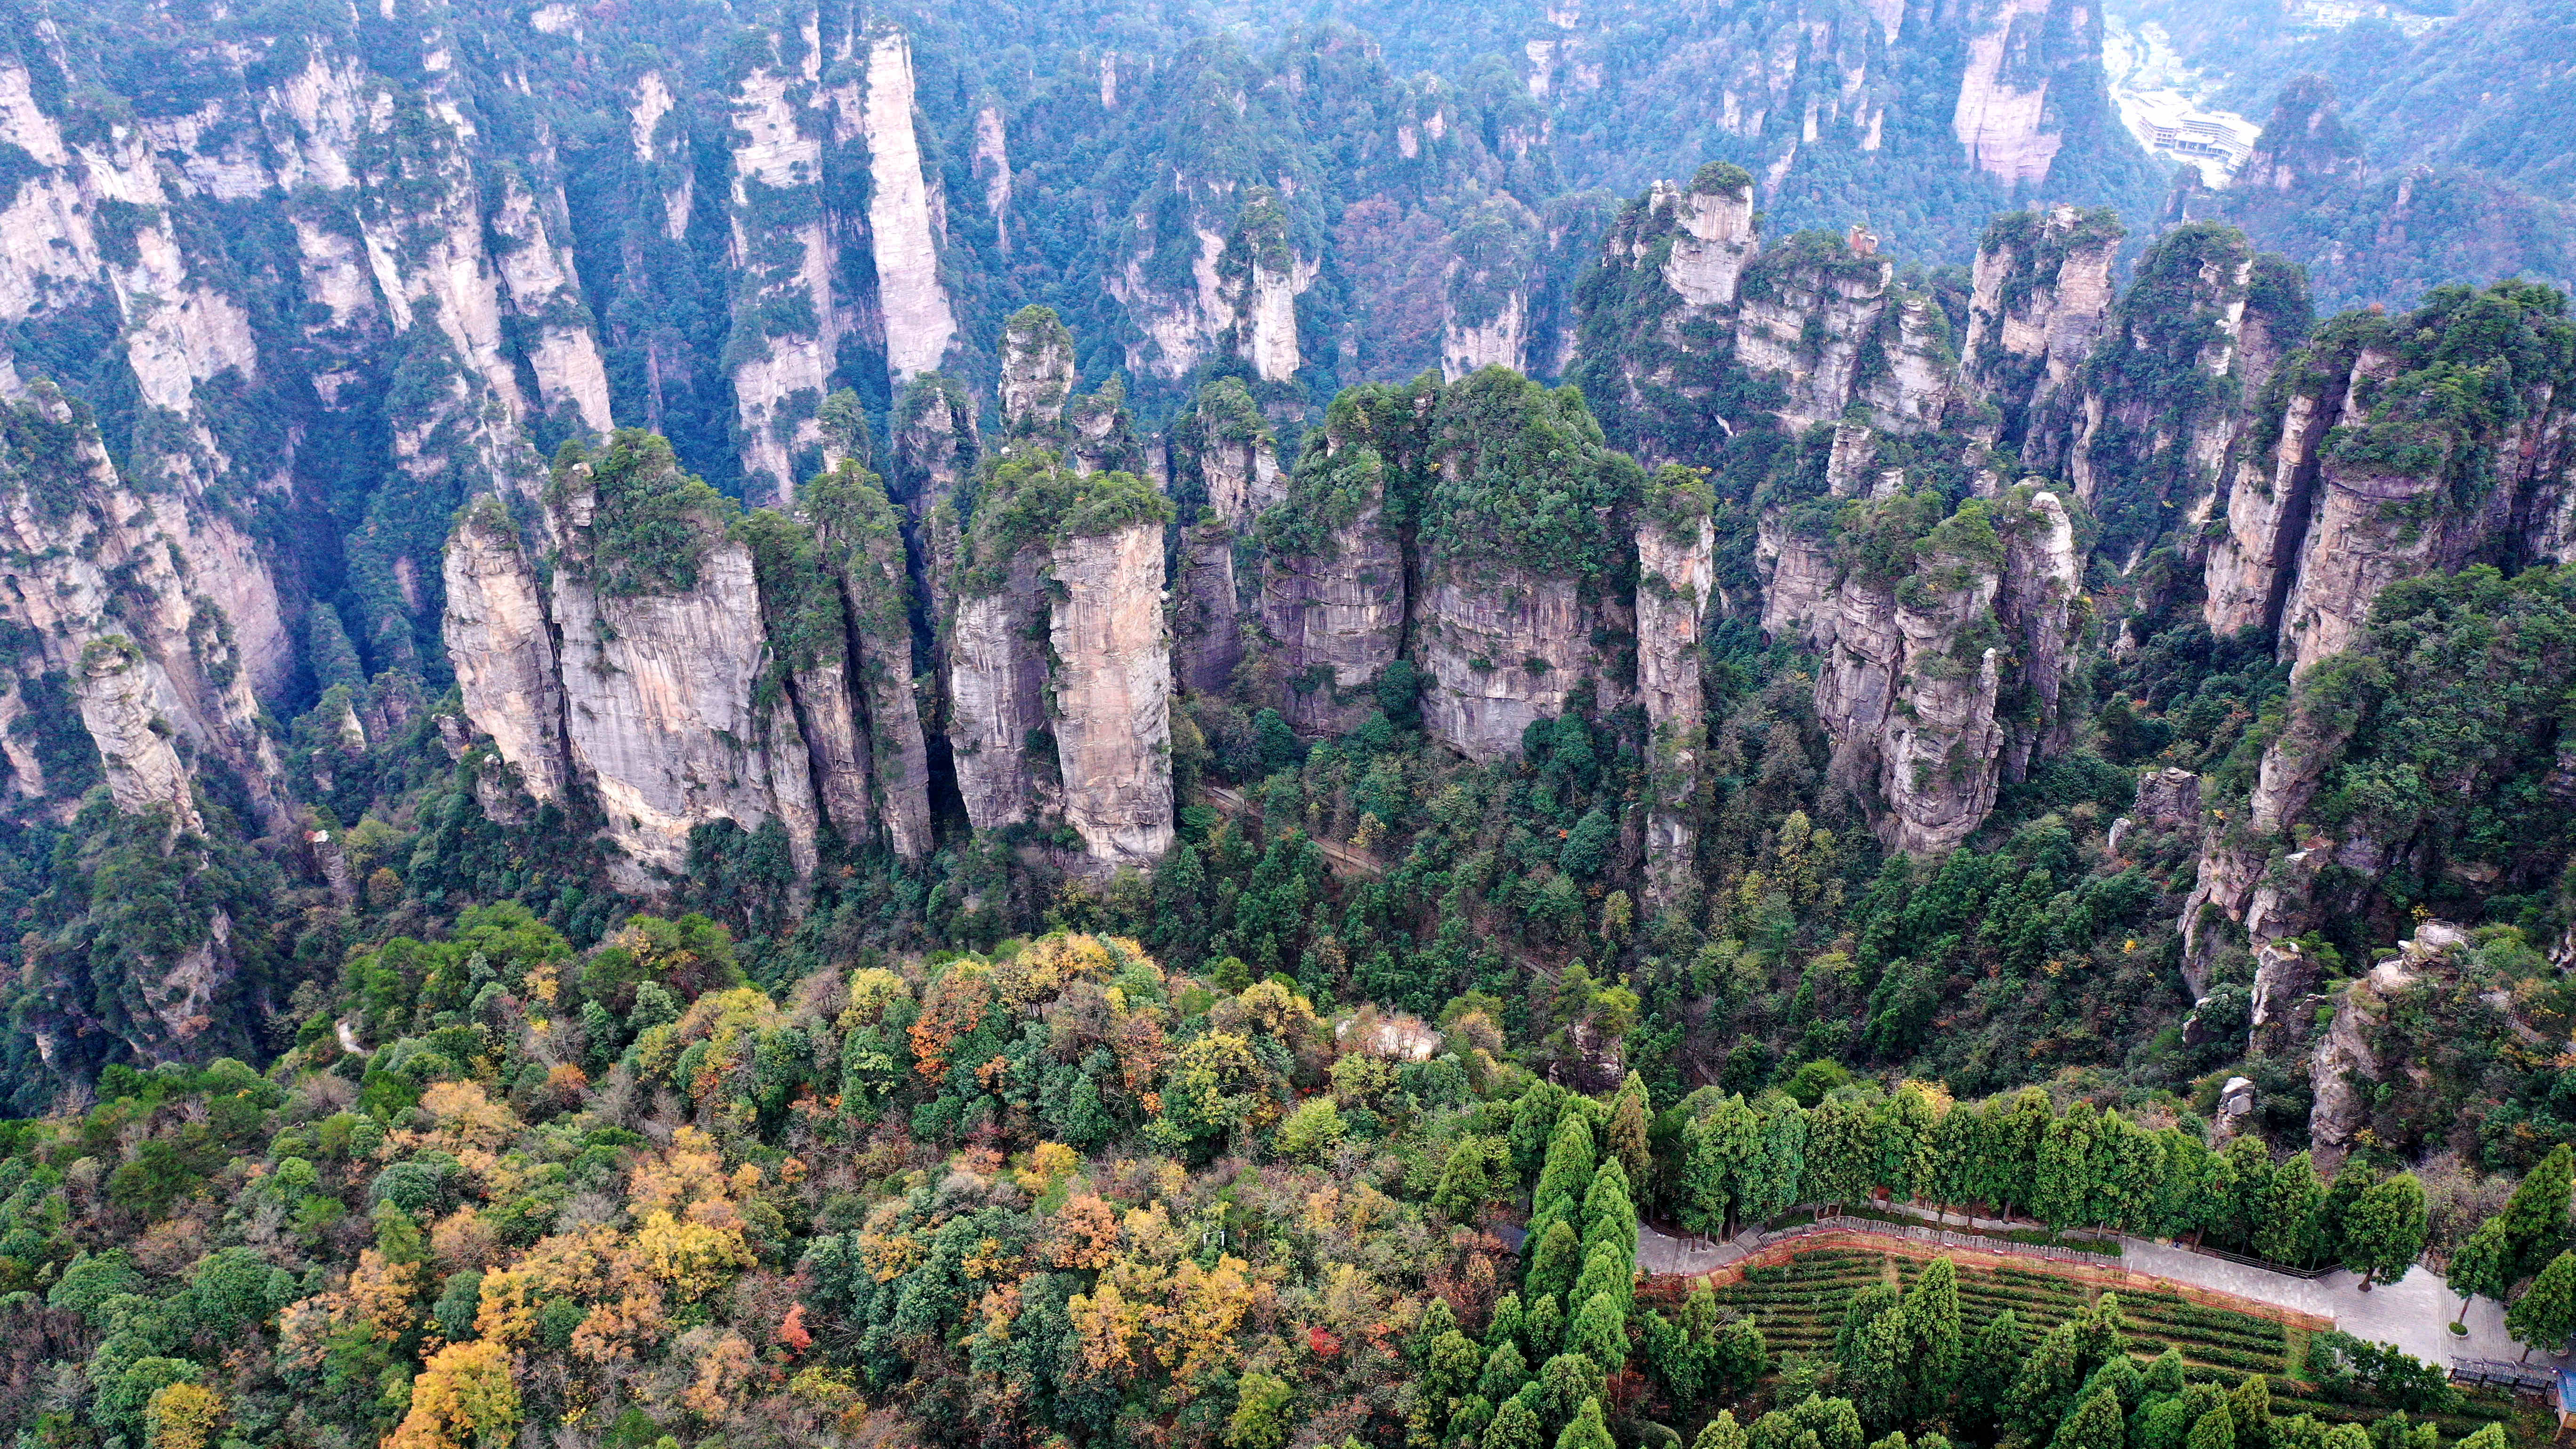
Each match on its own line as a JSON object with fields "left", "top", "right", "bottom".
{"left": 1705, "top": 1249, "right": 2517, "bottom": 1443}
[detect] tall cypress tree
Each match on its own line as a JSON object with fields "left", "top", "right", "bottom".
{"left": 2034, "top": 1102, "right": 2100, "bottom": 1230}
{"left": 1528, "top": 1220, "right": 1583, "bottom": 1308}
{"left": 1900, "top": 1257, "right": 1964, "bottom": 1420}
{"left": 2340, "top": 1173, "right": 2428, "bottom": 1286}
{"left": 2048, "top": 1389, "right": 2125, "bottom": 1449}
{"left": 2498, "top": 1144, "right": 2574, "bottom": 1282}
{"left": 2506, "top": 1249, "right": 2576, "bottom": 1360}
{"left": 1955, "top": 1309, "right": 2027, "bottom": 1441}
{"left": 2254, "top": 1153, "right": 2324, "bottom": 1266}
{"left": 1695, "top": 1412, "right": 1748, "bottom": 1449}
{"left": 2449, "top": 1216, "right": 2514, "bottom": 1322}
{"left": 1581, "top": 1157, "right": 1639, "bottom": 1266}
{"left": 1607, "top": 1072, "right": 1652, "bottom": 1190}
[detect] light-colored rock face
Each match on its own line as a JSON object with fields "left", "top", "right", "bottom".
{"left": 947, "top": 552, "right": 1049, "bottom": 831}
{"left": 1111, "top": 225, "right": 1228, "bottom": 380}
{"left": 0, "top": 393, "right": 282, "bottom": 824}
{"left": 1757, "top": 512, "right": 1841, "bottom": 650}
{"left": 1000, "top": 314, "right": 1078, "bottom": 437}
{"left": 550, "top": 534, "right": 817, "bottom": 889}
{"left": 441, "top": 506, "right": 569, "bottom": 804}
{"left": 1419, "top": 564, "right": 1596, "bottom": 762}
{"left": 1951, "top": 0, "right": 2065, "bottom": 185}
{"left": 77, "top": 646, "right": 201, "bottom": 832}
{"left": 789, "top": 659, "right": 876, "bottom": 845}
{"left": 1442, "top": 289, "right": 1529, "bottom": 380}
{"left": 1048, "top": 523, "right": 1176, "bottom": 871}
{"left": 727, "top": 66, "right": 837, "bottom": 505}
{"left": 972, "top": 104, "right": 1012, "bottom": 253}
{"left": 1860, "top": 294, "right": 1956, "bottom": 433}
{"left": 862, "top": 28, "right": 958, "bottom": 383}
{"left": 491, "top": 171, "right": 612, "bottom": 434}
{"left": 2066, "top": 245, "right": 2254, "bottom": 521}
{"left": 1638, "top": 515, "right": 1715, "bottom": 911}
{"left": 1659, "top": 181, "right": 1757, "bottom": 307}
{"left": 1260, "top": 504, "right": 1407, "bottom": 736}
{"left": 1815, "top": 546, "right": 2006, "bottom": 854}
{"left": 2202, "top": 385, "right": 2337, "bottom": 637}
{"left": 1735, "top": 256, "right": 1897, "bottom": 430}
{"left": 1960, "top": 208, "right": 2119, "bottom": 434}
{"left": 1247, "top": 255, "right": 1305, "bottom": 383}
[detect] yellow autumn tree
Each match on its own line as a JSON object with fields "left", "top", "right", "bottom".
{"left": 145, "top": 1383, "right": 223, "bottom": 1449}
{"left": 385, "top": 1339, "right": 518, "bottom": 1449}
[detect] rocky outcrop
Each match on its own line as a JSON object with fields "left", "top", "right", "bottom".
{"left": 1996, "top": 491, "right": 2081, "bottom": 781}
{"left": 1805, "top": 489, "right": 2085, "bottom": 853}
{"left": 1950, "top": 0, "right": 2083, "bottom": 185}
{"left": 806, "top": 465, "right": 937, "bottom": 861}
{"left": 948, "top": 552, "right": 1053, "bottom": 832}
{"left": 1638, "top": 471, "right": 1715, "bottom": 913}
{"left": 545, "top": 452, "right": 819, "bottom": 890}
{"left": 1660, "top": 171, "right": 1758, "bottom": 307}
{"left": 1172, "top": 379, "right": 1283, "bottom": 696}
{"left": 1258, "top": 437, "right": 1409, "bottom": 738}
{"left": 1735, "top": 235, "right": 1900, "bottom": 431}
{"left": 1049, "top": 522, "right": 1176, "bottom": 872}
{"left": 1420, "top": 563, "right": 1600, "bottom": 762}
{"left": 76, "top": 640, "right": 201, "bottom": 833}
{"left": 441, "top": 499, "right": 570, "bottom": 805}
{"left": 1815, "top": 535, "right": 2005, "bottom": 855}
{"left": 859, "top": 26, "right": 959, "bottom": 385}
{"left": 1000, "top": 307, "right": 1079, "bottom": 441}
{"left": 1957, "top": 206, "right": 2121, "bottom": 445}
{"left": 726, "top": 59, "right": 839, "bottom": 505}
{"left": 0, "top": 390, "right": 282, "bottom": 827}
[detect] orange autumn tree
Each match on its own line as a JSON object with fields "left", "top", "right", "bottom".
{"left": 385, "top": 1339, "right": 518, "bottom": 1449}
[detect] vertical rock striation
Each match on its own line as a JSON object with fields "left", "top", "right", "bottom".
{"left": 441, "top": 499, "right": 571, "bottom": 805}
{"left": 1637, "top": 468, "right": 1716, "bottom": 912}
{"left": 860, "top": 26, "right": 959, "bottom": 385}
{"left": 1050, "top": 520, "right": 1176, "bottom": 871}
{"left": 1171, "top": 379, "right": 1281, "bottom": 696}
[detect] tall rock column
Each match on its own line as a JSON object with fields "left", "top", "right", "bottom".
{"left": 539, "top": 436, "right": 820, "bottom": 893}
{"left": 1957, "top": 205, "right": 2121, "bottom": 449}
{"left": 1637, "top": 468, "right": 1716, "bottom": 914}
{"left": 1221, "top": 187, "right": 1307, "bottom": 384}
{"left": 1172, "top": 378, "right": 1282, "bottom": 696}
{"left": 1996, "top": 491, "right": 2082, "bottom": 781}
{"left": 1050, "top": 511, "right": 1177, "bottom": 872}
{"left": 1257, "top": 397, "right": 1413, "bottom": 737}
{"left": 1416, "top": 371, "right": 1623, "bottom": 761}
{"left": 856, "top": 25, "right": 958, "bottom": 385}
{"left": 807, "top": 463, "right": 936, "bottom": 861}
{"left": 441, "top": 498, "right": 571, "bottom": 804}
{"left": 726, "top": 53, "right": 838, "bottom": 505}
{"left": 1814, "top": 499, "right": 2008, "bottom": 853}
{"left": 947, "top": 475, "right": 1055, "bottom": 832}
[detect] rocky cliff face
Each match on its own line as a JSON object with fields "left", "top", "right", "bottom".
{"left": 1256, "top": 412, "right": 1412, "bottom": 737}
{"left": 443, "top": 435, "right": 941, "bottom": 890}
{"left": 441, "top": 499, "right": 571, "bottom": 806}
{"left": 858, "top": 26, "right": 959, "bottom": 386}
{"left": 545, "top": 459, "right": 818, "bottom": 892}
{"left": 1637, "top": 473, "right": 1716, "bottom": 911}
{"left": 1170, "top": 380, "right": 1282, "bottom": 697}
{"left": 1049, "top": 522, "right": 1176, "bottom": 872}
{"left": 0, "top": 390, "right": 282, "bottom": 826}
{"left": 1419, "top": 564, "right": 1601, "bottom": 763}
{"left": 1957, "top": 206, "right": 2121, "bottom": 447}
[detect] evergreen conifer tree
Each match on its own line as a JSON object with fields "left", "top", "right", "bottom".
{"left": 1695, "top": 1412, "right": 1748, "bottom": 1449}
{"left": 2498, "top": 1145, "right": 2573, "bottom": 1281}
{"left": 2448, "top": 1217, "right": 2513, "bottom": 1323}
{"left": 2339, "top": 1174, "right": 2427, "bottom": 1286}
{"left": 2049, "top": 1389, "right": 2125, "bottom": 1449}
{"left": 2506, "top": 1249, "right": 2576, "bottom": 1360}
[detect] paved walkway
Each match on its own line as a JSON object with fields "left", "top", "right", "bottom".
{"left": 1634, "top": 1216, "right": 2574, "bottom": 1375}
